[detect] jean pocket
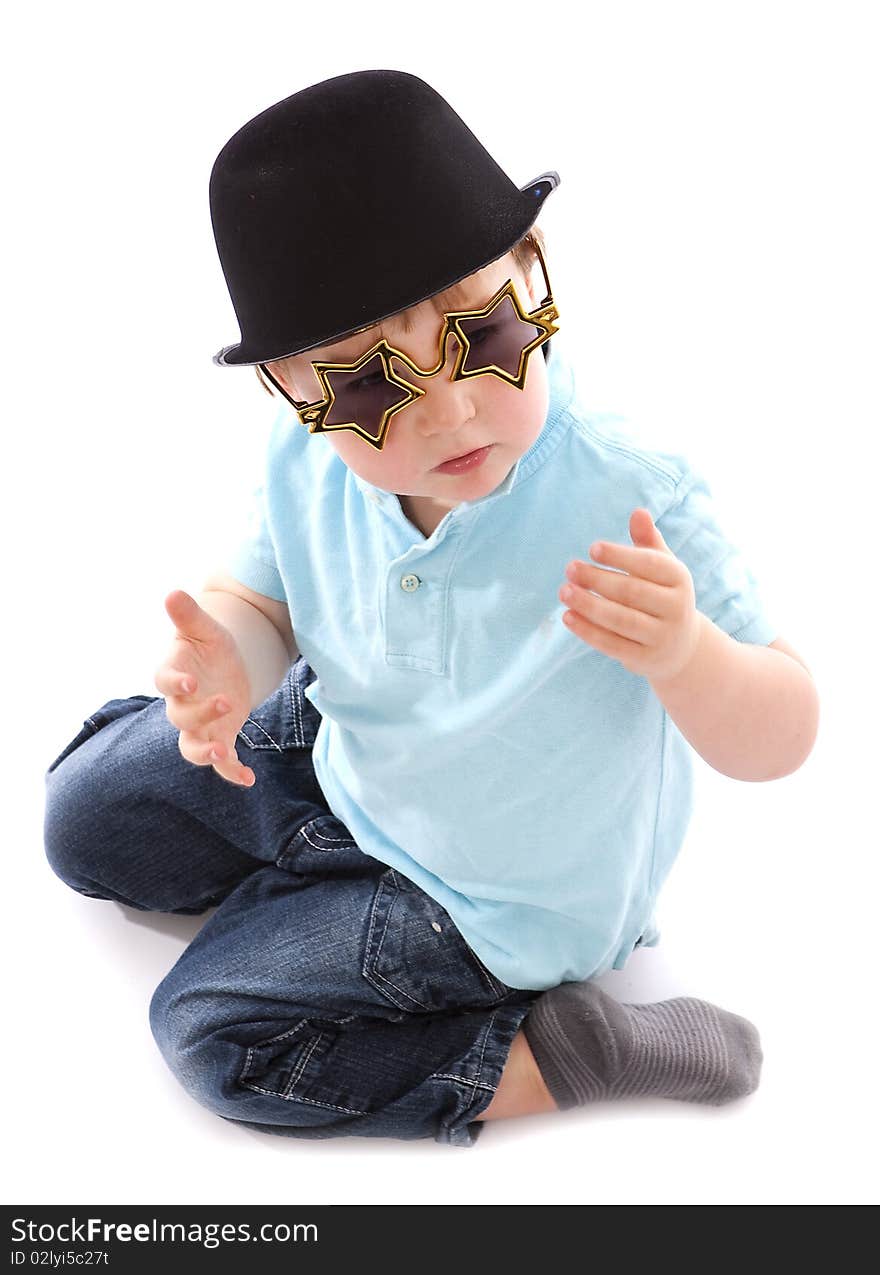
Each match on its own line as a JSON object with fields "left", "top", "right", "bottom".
{"left": 238, "top": 1018, "right": 351, "bottom": 1102}
{"left": 274, "top": 813, "right": 360, "bottom": 879}
{"left": 363, "top": 867, "right": 511, "bottom": 1013}
{"left": 237, "top": 1015, "right": 386, "bottom": 1121}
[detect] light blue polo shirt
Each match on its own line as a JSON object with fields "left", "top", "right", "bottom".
{"left": 226, "top": 340, "right": 777, "bottom": 991}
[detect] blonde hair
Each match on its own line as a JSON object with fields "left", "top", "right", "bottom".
{"left": 254, "top": 223, "right": 547, "bottom": 399}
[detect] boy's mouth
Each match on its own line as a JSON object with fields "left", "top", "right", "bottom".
{"left": 432, "top": 445, "right": 493, "bottom": 474}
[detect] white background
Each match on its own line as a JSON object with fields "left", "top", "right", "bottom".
{"left": 3, "top": 0, "right": 877, "bottom": 1206}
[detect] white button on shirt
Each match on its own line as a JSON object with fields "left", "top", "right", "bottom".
{"left": 226, "top": 341, "right": 777, "bottom": 991}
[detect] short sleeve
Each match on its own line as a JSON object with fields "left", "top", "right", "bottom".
{"left": 223, "top": 483, "right": 287, "bottom": 602}
{"left": 656, "top": 469, "right": 778, "bottom": 645}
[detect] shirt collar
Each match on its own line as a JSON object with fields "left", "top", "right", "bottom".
{"left": 352, "top": 338, "right": 576, "bottom": 511}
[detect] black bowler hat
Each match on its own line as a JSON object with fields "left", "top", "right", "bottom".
{"left": 210, "top": 69, "right": 560, "bottom": 367}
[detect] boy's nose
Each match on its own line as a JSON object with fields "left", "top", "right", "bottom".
{"left": 409, "top": 374, "right": 477, "bottom": 439}
{"left": 393, "top": 338, "right": 477, "bottom": 436}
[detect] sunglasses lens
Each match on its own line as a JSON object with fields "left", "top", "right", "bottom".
{"left": 324, "top": 353, "right": 410, "bottom": 442}
{"left": 457, "top": 294, "right": 544, "bottom": 379}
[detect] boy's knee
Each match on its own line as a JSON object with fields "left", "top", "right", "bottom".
{"left": 149, "top": 973, "right": 210, "bottom": 1100}
{"left": 43, "top": 738, "right": 112, "bottom": 895}
{"left": 43, "top": 698, "right": 159, "bottom": 899}
{"left": 149, "top": 973, "right": 260, "bottom": 1119}
{"left": 148, "top": 973, "right": 347, "bottom": 1135}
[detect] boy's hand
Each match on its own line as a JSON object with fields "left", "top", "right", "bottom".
{"left": 558, "top": 508, "right": 702, "bottom": 683}
{"left": 154, "top": 589, "right": 256, "bottom": 788}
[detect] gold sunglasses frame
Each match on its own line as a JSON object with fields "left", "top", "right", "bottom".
{"left": 258, "top": 235, "right": 560, "bottom": 451}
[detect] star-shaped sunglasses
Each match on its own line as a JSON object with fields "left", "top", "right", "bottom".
{"left": 258, "top": 237, "right": 560, "bottom": 451}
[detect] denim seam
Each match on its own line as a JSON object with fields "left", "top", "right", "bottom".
{"left": 253, "top": 1014, "right": 360, "bottom": 1042}
{"left": 430, "top": 1073, "right": 496, "bottom": 1092}
{"left": 467, "top": 950, "right": 508, "bottom": 1000}
{"left": 287, "top": 666, "right": 306, "bottom": 746}
{"left": 283, "top": 1030, "right": 324, "bottom": 1097}
{"left": 238, "top": 717, "right": 283, "bottom": 751}
{"left": 466, "top": 1012, "right": 496, "bottom": 1113}
{"left": 298, "top": 821, "right": 357, "bottom": 851}
{"left": 239, "top": 1081, "right": 369, "bottom": 1117}
{"left": 281, "top": 1092, "right": 371, "bottom": 1116}
{"left": 441, "top": 1011, "right": 498, "bottom": 1135}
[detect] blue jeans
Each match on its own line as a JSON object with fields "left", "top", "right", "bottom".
{"left": 43, "top": 657, "right": 541, "bottom": 1147}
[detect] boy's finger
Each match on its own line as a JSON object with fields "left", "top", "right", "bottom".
{"left": 164, "top": 589, "right": 221, "bottom": 644}
{"left": 184, "top": 737, "right": 233, "bottom": 770}
{"left": 208, "top": 741, "right": 255, "bottom": 788}
{"left": 177, "top": 732, "right": 215, "bottom": 768}
{"left": 170, "top": 697, "right": 232, "bottom": 732}
{"left": 217, "top": 764, "right": 256, "bottom": 789}
{"left": 154, "top": 665, "right": 197, "bottom": 697}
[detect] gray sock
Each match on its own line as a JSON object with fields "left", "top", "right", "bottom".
{"left": 522, "top": 981, "right": 762, "bottom": 1109}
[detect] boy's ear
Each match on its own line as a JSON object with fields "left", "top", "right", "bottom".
{"left": 522, "top": 259, "right": 540, "bottom": 308}
{"left": 263, "top": 360, "right": 295, "bottom": 397}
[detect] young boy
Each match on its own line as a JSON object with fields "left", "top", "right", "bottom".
{"left": 43, "top": 70, "right": 819, "bottom": 1147}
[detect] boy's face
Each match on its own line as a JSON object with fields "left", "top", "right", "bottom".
{"left": 266, "top": 250, "right": 549, "bottom": 528}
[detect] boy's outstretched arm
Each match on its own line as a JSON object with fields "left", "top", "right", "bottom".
{"left": 644, "top": 612, "right": 818, "bottom": 781}
{"left": 558, "top": 509, "right": 819, "bottom": 782}
{"left": 198, "top": 571, "right": 299, "bottom": 706}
